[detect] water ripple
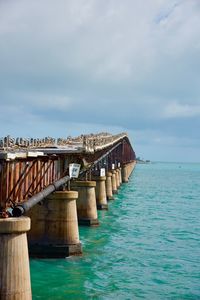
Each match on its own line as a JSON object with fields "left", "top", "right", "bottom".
{"left": 31, "top": 163, "right": 200, "bottom": 299}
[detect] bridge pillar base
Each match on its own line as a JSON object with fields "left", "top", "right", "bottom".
{"left": 97, "top": 204, "right": 108, "bottom": 210}
{"left": 107, "top": 195, "right": 115, "bottom": 200}
{"left": 106, "top": 172, "right": 114, "bottom": 200}
{"left": 29, "top": 243, "right": 82, "bottom": 258}
{"left": 78, "top": 218, "right": 99, "bottom": 226}
{"left": 122, "top": 180, "right": 129, "bottom": 183}
{"left": 117, "top": 167, "right": 122, "bottom": 185}
{"left": 112, "top": 190, "right": 118, "bottom": 194}
{"left": 122, "top": 161, "right": 136, "bottom": 182}
{"left": 28, "top": 190, "right": 82, "bottom": 258}
{"left": 71, "top": 181, "right": 99, "bottom": 226}
{"left": 0, "top": 217, "right": 32, "bottom": 300}
{"left": 129, "top": 161, "right": 136, "bottom": 176}
{"left": 115, "top": 170, "right": 120, "bottom": 189}
{"left": 122, "top": 165, "right": 129, "bottom": 183}
{"left": 111, "top": 170, "right": 118, "bottom": 194}
{"left": 93, "top": 176, "right": 108, "bottom": 210}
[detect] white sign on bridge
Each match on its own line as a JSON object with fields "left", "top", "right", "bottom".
{"left": 100, "top": 168, "right": 105, "bottom": 177}
{"left": 69, "top": 163, "right": 81, "bottom": 178}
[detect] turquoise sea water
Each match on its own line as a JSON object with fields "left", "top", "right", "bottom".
{"left": 30, "top": 162, "right": 200, "bottom": 299}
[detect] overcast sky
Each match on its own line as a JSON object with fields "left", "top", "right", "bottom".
{"left": 0, "top": 0, "right": 200, "bottom": 162}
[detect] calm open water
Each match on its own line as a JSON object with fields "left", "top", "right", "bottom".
{"left": 30, "top": 162, "right": 200, "bottom": 299}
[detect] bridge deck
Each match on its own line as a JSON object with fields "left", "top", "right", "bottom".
{"left": 0, "top": 132, "right": 136, "bottom": 214}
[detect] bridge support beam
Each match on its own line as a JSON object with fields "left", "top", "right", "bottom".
{"left": 72, "top": 181, "right": 99, "bottom": 226}
{"left": 106, "top": 172, "right": 114, "bottom": 200}
{"left": 127, "top": 161, "right": 136, "bottom": 178}
{"left": 28, "top": 191, "right": 82, "bottom": 258}
{"left": 122, "top": 161, "right": 136, "bottom": 183}
{"left": 0, "top": 217, "right": 32, "bottom": 300}
{"left": 130, "top": 161, "right": 136, "bottom": 176}
{"left": 94, "top": 176, "right": 108, "bottom": 210}
{"left": 115, "top": 169, "right": 120, "bottom": 189}
{"left": 122, "top": 165, "right": 129, "bottom": 183}
{"left": 118, "top": 168, "right": 122, "bottom": 185}
{"left": 111, "top": 170, "right": 118, "bottom": 194}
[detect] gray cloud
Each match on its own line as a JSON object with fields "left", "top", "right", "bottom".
{"left": 0, "top": 0, "right": 200, "bottom": 161}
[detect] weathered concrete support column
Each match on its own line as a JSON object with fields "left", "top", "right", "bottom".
{"left": 122, "top": 165, "right": 129, "bottom": 183}
{"left": 28, "top": 191, "right": 82, "bottom": 258}
{"left": 118, "top": 167, "right": 122, "bottom": 185}
{"left": 106, "top": 172, "right": 114, "bottom": 200}
{"left": 115, "top": 169, "right": 120, "bottom": 189}
{"left": 72, "top": 181, "right": 99, "bottom": 226}
{"left": 127, "top": 161, "right": 136, "bottom": 178}
{"left": 94, "top": 176, "right": 108, "bottom": 210}
{"left": 131, "top": 161, "right": 136, "bottom": 174}
{"left": 0, "top": 217, "right": 32, "bottom": 300}
{"left": 127, "top": 164, "right": 131, "bottom": 178}
{"left": 128, "top": 163, "right": 133, "bottom": 177}
{"left": 111, "top": 170, "right": 118, "bottom": 194}
{"left": 121, "top": 161, "right": 136, "bottom": 182}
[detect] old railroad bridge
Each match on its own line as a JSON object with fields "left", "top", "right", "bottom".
{"left": 0, "top": 132, "right": 136, "bottom": 299}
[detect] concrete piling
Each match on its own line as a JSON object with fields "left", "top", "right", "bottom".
{"left": 115, "top": 169, "right": 120, "bottom": 189}
{"left": 106, "top": 172, "right": 114, "bottom": 200}
{"left": 0, "top": 217, "right": 32, "bottom": 300}
{"left": 72, "top": 181, "right": 99, "bottom": 226}
{"left": 28, "top": 191, "right": 82, "bottom": 258}
{"left": 122, "top": 164, "right": 129, "bottom": 183}
{"left": 94, "top": 176, "right": 108, "bottom": 210}
{"left": 122, "top": 161, "right": 136, "bottom": 183}
{"left": 111, "top": 170, "right": 118, "bottom": 194}
{"left": 118, "top": 167, "right": 122, "bottom": 185}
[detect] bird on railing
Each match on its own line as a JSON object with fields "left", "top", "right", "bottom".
{"left": 0, "top": 132, "right": 127, "bottom": 151}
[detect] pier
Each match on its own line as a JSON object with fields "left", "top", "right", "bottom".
{"left": 0, "top": 132, "right": 136, "bottom": 299}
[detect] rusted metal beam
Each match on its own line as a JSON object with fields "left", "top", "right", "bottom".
{"left": 0, "top": 134, "right": 136, "bottom": 217}
{"left": 12, "top": 175, "right": 70, "bottom": 217}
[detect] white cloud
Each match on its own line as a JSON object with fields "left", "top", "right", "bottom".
{"left": 1, "top": 0, "right": 199, "bottom": 83}
{"left": 0, "top": 0, "right": 200, "bottom": 161}
{"left": 163, "top": 102, "right": 200, "bottom": 118}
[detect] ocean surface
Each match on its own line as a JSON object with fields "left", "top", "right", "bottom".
{"left": 30, "top": 162, "right": 200, "bottom": 299}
